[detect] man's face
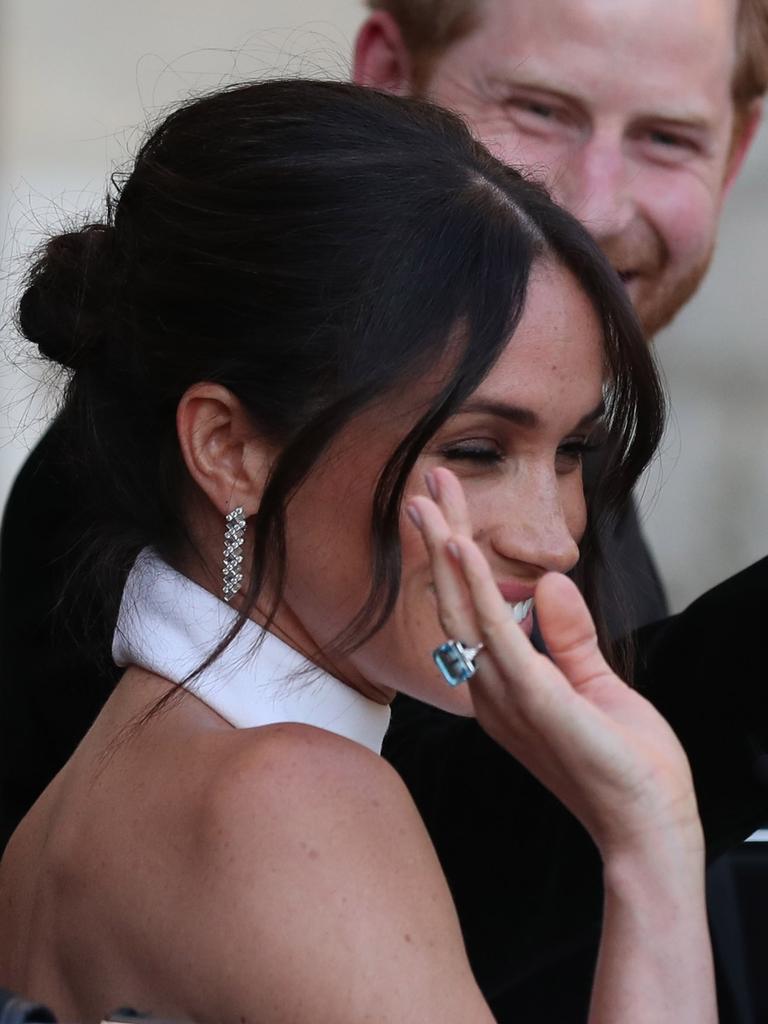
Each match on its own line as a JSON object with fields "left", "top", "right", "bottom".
{"left": 422, "top": 0, "right": 744, "bottom": 336}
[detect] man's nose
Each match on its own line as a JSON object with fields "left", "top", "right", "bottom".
{"left": 554, "top": 134, "right": 635, "bottom": 242}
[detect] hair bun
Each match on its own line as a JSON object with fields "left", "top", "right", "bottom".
{"left": 18, "top": 224, "right": 116, "bottom": 371}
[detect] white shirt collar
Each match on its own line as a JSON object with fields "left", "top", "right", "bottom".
{"left": 112, "top": 548, "right": 391, "bottom": 755}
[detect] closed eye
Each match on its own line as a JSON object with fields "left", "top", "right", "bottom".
{"left": 556, "top": 436, "right": 604, "bottom": 471}
{"left": 439, "top": 441, "right": 503, "bottom": 465}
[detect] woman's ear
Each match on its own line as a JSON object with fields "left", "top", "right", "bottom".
{"left": 352, "top": 11, "right": 415, "bottom": 95}
{"left": 177, "top": 383, "right": 273, "bottom": 517}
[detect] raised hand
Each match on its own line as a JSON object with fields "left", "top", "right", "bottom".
{"left": 408, "top": 466, "right": 702, "bottom": 859}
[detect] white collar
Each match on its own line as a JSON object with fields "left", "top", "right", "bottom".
{"left": 112, "top": 548, "right": 391, "bottom": 755}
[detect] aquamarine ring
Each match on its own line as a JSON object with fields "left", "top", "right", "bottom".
{"left": 433, "top": 639, "right": 485, "bottom": 686}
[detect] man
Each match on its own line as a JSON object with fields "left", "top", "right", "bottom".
{"left": 350, "top": 1, "right": 768, "bottom": 1020}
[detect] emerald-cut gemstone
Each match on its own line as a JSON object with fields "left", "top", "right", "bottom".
{"left": 433, "top": 641, "right": 479, "bottom": 686}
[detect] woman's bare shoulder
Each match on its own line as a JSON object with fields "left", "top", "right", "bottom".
{"left": 171, "top": 723, "right": 492, "bottom": 1023}
{"left": 200, "top": 721, "right": 408, "bottom": 843}
{"left": 191, "top": 721, "right": 437, "bottom": 910}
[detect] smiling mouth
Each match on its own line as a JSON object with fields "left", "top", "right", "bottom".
{"left": 428, "top": 585, "right": 533, "bottom": 625}
{"left": 507, "top": 597, "right": 534, "bottom": 624}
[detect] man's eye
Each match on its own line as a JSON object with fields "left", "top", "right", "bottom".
{"left": 649, "top": 130, "right": 687, "bottom": 147}
{"left": 503, "top": 97, "right": 580, "bottom": 139}
{"left": 643, "top": 128, "right": 701, "bottom": 159}
{"left": 521, "top": 100, "right": 556, "bottom": 119}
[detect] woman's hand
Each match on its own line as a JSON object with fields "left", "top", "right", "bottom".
{"left": 408, "top": 467, "right": 702, "bottom": 860}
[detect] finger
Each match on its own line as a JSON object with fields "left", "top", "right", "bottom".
{"left": 407, "top": 496, "right": 480, "bottom": 644}
{"left": 448, "top": 534, "right": 547, "bottom": 699}
{"left": 428, "top": 467, "right": 473, "bottom": 541}
{"left": 534, "top": 573, "right": 614, "bottom": 692}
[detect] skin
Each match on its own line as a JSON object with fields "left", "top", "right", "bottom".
{"left": 354, "top": 0, "right": 763, "bottom": 335}
{"left": 0, "top": 260, "right": 716, "bottom": 1021}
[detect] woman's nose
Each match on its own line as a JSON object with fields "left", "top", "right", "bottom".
{"left": 482, "top": 475, "right": 582, "bottom": 576}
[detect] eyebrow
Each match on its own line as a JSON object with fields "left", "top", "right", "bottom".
{"left": 458, "top": 398, "right": 606, "bottom": 431}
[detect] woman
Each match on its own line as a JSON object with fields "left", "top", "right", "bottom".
{"left": 0, "top": 80, "right": 714, "bottom": 1022}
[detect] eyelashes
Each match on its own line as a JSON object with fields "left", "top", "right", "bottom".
{"left": 439, "top": 443, "right": 503, "bottom": 465}
{"left": 439, "top": 437, "right": 605, "bottom": 467}
{"left": 557, "top": 438, "right": 604, "bottom": 460}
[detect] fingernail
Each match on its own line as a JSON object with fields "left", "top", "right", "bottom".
{"left": 447, "top": 539, "right": 461, "bottom": 560}
{"left": 406, "top": 504, "right": 422, "bottom": 529}
{"left": 425, "top": 470, "right": 439, "bottom": 501}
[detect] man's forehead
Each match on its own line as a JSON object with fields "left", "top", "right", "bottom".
{"left": 468, "top": 0, "right": 741, "bottom": 75}
{"left": 472, "top": 0, "right": 738, "bottom": 39}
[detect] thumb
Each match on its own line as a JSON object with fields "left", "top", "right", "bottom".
{"left": 535, "top": 573, "right": 613, "bottom": 692}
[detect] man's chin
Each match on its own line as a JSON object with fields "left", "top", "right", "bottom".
{"left": 634, "top": 254, "right": 714, "bottom": 340}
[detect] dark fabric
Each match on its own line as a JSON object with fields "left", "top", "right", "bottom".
{"left": 582, "top": 447, "right": 669, "bottom": 640}
{"left": 0, "top": 420, "right": 122, "bottom": 849}
{"left": 1, "top": 427, "right": 767, "bottom": 1021}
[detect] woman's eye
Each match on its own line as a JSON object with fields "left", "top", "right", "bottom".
{"left": 440, "top": 442, "right": 503, "bottom": 465}
{"left": 556, "top": 437, "right": 602, "bottom": 470}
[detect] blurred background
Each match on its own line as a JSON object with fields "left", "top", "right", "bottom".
{"left": 1, "top": 0, "right": 767, "bottom": 612}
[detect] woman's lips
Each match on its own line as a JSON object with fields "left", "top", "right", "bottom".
{"left": 507, "top": 597, "right": 534, "bottom": 624}
{"left": 496, "top": 584, "right": 536, "bottom": 635}
{"left": 497, "top": 581, "right": 536, "bottom": 604}
{"left": 427, "top": 583, "right": 535, "bottom": 635}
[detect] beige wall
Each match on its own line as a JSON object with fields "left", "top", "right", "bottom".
{"left": 2, "top": 1, "right": 767, "bottom": 612}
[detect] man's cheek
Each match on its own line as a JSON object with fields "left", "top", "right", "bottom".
{"left": 651, "top": 185, "right": 719, "bottom": 261}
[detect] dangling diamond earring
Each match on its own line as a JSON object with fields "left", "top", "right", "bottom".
{"left": 222, "top": 506, "right": 246, "bottom": 602}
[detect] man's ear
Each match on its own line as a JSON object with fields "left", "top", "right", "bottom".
{"left": 176, "top": 383, "right": 272, "bottom": 518}
{"left": 352, "top": 10, "right": 415, "bottom": 95}
{"left": 723, "top": 98, "right": 763, "bottom": 197}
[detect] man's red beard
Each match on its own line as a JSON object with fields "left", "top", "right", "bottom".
{"left": 600, "top": 231, "right": 715, "bottom": 340}
{"left": 634, "top": 247, "right": 715, "bottom": 338}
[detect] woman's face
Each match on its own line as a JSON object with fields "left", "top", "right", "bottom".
{"left": 276, "top": 260, "right": 607, "bottom": 714}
